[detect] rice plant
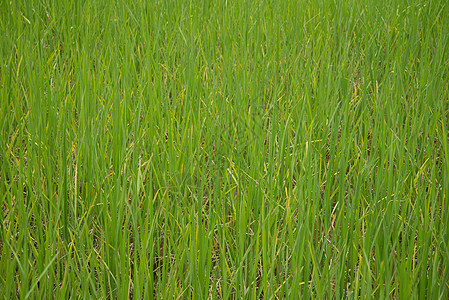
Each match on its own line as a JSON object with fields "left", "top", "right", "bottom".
{"left": 1, "top": 0, "right": 448, "bottom": 298}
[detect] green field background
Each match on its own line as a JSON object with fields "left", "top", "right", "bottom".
{"left": 1, "top": 0, "right": 448, "bottom": 298}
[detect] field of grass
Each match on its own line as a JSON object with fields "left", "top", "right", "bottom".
{"left": 1, "top": 0, "right": 449, "bottom": 298}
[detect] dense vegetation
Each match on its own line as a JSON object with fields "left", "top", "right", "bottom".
{"left": 1, "top": 0, "right": 448, "bottom": 298}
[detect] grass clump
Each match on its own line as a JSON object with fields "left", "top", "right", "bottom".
{"left": 1, "top": 0, "right": 448, "bottom": 298}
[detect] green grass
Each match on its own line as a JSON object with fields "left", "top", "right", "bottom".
{"left": 1, "top": 0, "right": 448, "bottom": 298}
